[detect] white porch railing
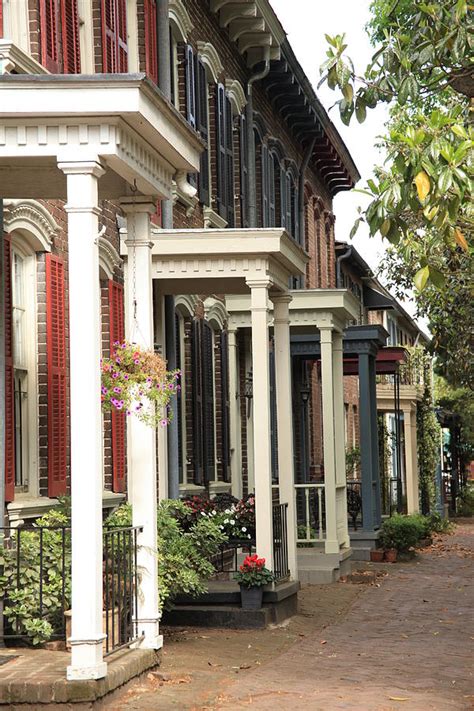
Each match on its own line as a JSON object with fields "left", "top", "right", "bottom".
{"left": 295, "top": 483, "right": 326, "bottom": 543}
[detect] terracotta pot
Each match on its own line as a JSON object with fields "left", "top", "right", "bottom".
{"left": 240, "top": 585, "right": 264, "bottom": 610}
{"left": 370, "top": 549, "right": 384, "bottom": 562}
{"left": 384, "top": 548, "right": 398, "bottom": 563}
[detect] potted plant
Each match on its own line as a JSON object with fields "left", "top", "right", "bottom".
{"left": 379, "top": 514, "right": 425, "bottom": 562}
{"left": 234, "top": 554, "right": 274, "bottom": 610}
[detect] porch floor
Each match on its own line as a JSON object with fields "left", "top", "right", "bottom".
{"left": 0, "top": 647, "right": 159, "bottom": 707}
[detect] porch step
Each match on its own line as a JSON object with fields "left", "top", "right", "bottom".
{"left": 164, "top": 604, "right": 273, "bottom": 629}
{"left": 298, "top": 565, "right": 339, "bottom": 584}
{"left": 350, "top": 546, "right": 373, "bottom": 561}
{"left": 297, "top": 549, "right": 352, "bottom": 584}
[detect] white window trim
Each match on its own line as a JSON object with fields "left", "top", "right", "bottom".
{"left": 169, "top": 0, "right": 193, "bottom": 43}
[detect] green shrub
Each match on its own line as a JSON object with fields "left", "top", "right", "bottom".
{"left": 457, "top": 485, "right": 474, "bottom": 517}
{"left": 379, "top": 514, "right": 426, "bottom": 552}
{"left": 0, "top": 508, "right": 71, "bottom": 645}
{"left": 425, "top": 511, "right": 454, "bottom": 533}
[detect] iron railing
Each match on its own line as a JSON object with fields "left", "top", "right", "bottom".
{"left": 272, "top": 503, "right": 289, "bottom": 581}
{"left": 103, "top": 525, "right": 142, "bottom": 656}
{"left": 0, "top": 525, "right": 70, "bottom": 641}
{"left": 210, "top": 539, "right": 255, "bottom": 575}
{"left": 347, "top": 480, "right": 363, "bottom": 529}
{"left": 295, "top": 483, "right": 326, "bottom": 544}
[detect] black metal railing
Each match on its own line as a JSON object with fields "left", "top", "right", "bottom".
{"left": 210, "top": 539, "right": 255, "bottom": 576}
{"left": 0, "top": 525, "right": 70, "bottom": 642}
{"left": 103, "top": 525, "right": 142, "bottom": 656}
{"left": 272, "top": 503, "right": 289, "bottom": 582}
{"left": 347, "top": 480, "right": 363, "bottom": 530}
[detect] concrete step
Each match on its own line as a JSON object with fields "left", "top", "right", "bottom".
{"left": 351, "top": 546, "right": 373, "bottom": 561}
{"left": 298, "top": 566, "right": 339, "bottom": 584}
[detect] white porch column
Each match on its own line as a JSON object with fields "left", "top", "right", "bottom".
{"left": 228, "top": 325, "right": 242, "bottom": 499}
{"left": 332, "top": 331, "right": 350, "bottom": 548}
{"left": 319, "top": 324, "right": 340, "bottom": 555}
{"left": 272, "top": 295, "right": 298, "bottom": 580}
{"left": 404, "top": 408, "right": 420, "bottom": 514}
{"left": 122, "top": 197, "right": 162, "bottom": 650}
{"left": 59, "top": 160, "right": 107, "bottom": 681}
{"left": 248, "top": 280, "right": 273, "bottom": 570}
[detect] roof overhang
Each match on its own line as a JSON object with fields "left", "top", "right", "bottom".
{"left": 226, "top": 287, "right": 360, "bottom": 331}
{"left": 0, "top": 74, "right": 203, "bottom": 200}
{"left": 123, "top": 228, "right": 308, "bottom": 295}
{"left": 210, "top": 0, "right": 286, "bottom": 67}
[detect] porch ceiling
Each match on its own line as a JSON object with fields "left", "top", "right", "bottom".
{"left": 141, "top": 228, "right": 308, "bottom": 295}
{"left": 0, "top": 74, "right": 203, "bottom": 199}
{"left": 226, "top": 288, "right": 360, "bottom": 330}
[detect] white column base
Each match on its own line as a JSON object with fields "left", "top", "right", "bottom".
{"left": 67, "top": 638, "right": 107, "bottom": 680}
{"left": 132, "top": 629, "right": 163, "bottom": 650}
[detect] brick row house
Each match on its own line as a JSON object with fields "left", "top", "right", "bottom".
{"left": 0, "top": 0, "right": 418, "bottom": 683}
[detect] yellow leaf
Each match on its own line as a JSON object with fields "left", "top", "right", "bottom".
{"left": 414, "top": 171, "right": 430, "bottom": 201}
{"left": 454, "top": 228, "right": 468, "bottom": 252}
{"left": 388, "top": 697, "right": 410, "bottom": 702}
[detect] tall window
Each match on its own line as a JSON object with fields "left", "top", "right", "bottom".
{"left": 144, "top": 0, "right": 158, "bottom": 84}
{"left": 191, "top": 319, "right": 215, "bottom": 484}
{"left": 101, "top": 0, "right": 128, "bottom": 72}
{"left": 11, "top": 251, "right": 28, "bottom": 490}
{"left": 240, "top": 114, "right": 249, "bottom": 227}
{"left": 39, "top": 0, "right": 81, "bottom": 73}
{"left": 185, "top": 46, "right": 210, "bottom": 204}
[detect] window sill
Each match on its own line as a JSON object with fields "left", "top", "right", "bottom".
{"left": 179, "top": 483, "right": 206, "bottom": 498}
{"left": 208, "top": 481, "right": 232, "bottom": 495}
{"left": 7, "top": 491, "right": 126, "bottom": 523}
{"left": 203, "top": 206, "right": 228, "bottom": 229}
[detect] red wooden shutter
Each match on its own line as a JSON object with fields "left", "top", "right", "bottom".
{"left": 117, "top": 0, "right": 128, "bottom": 72}
{"left": 144, "top": 0, "right": 158, "bottom": 85}
{"left": 61, "top": 0, "right": 81, "bottom": 73}
{"left": 4, "top": 236, "right": 15, "bottom": 503}
{"left": 109, "top": 281, "right": 126, "bottom": 493}
{"left": 102, "top": 0, "right": 127, "bottom": 72}
{"left": 40, "top": 0, "right": 61, "bottom": 72}
{"left": 46, "top": 255, "right": 68, "bottom": 497}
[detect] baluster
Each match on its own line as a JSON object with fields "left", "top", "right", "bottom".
{"left": 318, "top": 488, "right": 323, "bottom": 540}
{"left": 305, "top": 487, "right": 310, "bottom": 541}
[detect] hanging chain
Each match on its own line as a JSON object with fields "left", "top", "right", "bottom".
{"left": 130, "top": 179, "right": 138, "bottom": 324}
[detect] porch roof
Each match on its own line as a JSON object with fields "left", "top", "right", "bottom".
{"left": 0, "top": 73, "right": 203, "bottom": 199}
{"left": 142, "top": 228, "right": 309, "bottom": 295}
{"left": 226, "top": 288, "right": 360, "bottom": 330}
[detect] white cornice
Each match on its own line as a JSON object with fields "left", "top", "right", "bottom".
{"left": 169, "top": 0, "right": 193, "bottom": 42}
{"left": 3, "top": 199, "right": 59, "bottom": 251}
{"left": 197, "top": 42, "right": 224, "bottom": 83}
{"left": 225, "top": 78, "right": 247, "bottom": 114}
{"left": 98, "top": 236, "right": 122, "bottom": 279}
{"left": 0, "top": 40, "right": 49, "bottom": 75}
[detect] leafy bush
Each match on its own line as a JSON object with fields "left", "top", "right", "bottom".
{"left": 424, "top": 511, "right": 454, "bottom": 534}
{"left": 457, "top": 485, "right": 474, "bottom": 518}
{"left": 0, "top": 507, "right": 71, "bottom": 645}
{"left": 379, "top": 514, "right": 426, "bottom": 552}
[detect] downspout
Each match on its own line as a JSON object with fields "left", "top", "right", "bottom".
{"left": 157, "top": 0, "right": 179, "bottom": 499}
{"left": 0, "top": 199, "right": 5, "bottom": 645}
{"left": 336, "top": 244, "right": 353, "bottom": 288}
{"left": 298, "top": 137, "right": 316, "bottom": 246}
{"left": 246, "top": 48, "right": 271, "bottom": 228}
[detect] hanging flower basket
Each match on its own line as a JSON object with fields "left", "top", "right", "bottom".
{"left": 101, "top": 341, "right": 179, "bottom": 428}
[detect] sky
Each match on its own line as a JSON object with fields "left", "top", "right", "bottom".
{"left": 269, "top": 0, "right": 425, "bottom": 327}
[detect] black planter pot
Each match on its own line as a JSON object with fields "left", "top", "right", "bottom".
{"left": 240, "top": 585, "right": 263, "bottom": 610}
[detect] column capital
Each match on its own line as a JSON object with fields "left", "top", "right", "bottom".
{"left": 120, "top": 196, "right": 157, "bottom": 214}
{"left": 124, "top": 237, "right": 154, "bottom": 250}
{"left": 246, "top": 278, "right": 272, "bottom": 290}
{"left": 58, "top": 160, "right": 105, "bottom": 178}
{"left": 271, "top": 292, "right": 293, "bottom": 305}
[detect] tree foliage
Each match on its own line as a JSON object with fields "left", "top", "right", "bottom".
{"left": 319, "top": 0, "right": 473, "bottom": 287}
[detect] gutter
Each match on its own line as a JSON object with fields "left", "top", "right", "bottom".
{"left": 246, "top": 47, "right": 271, "bottom": 227}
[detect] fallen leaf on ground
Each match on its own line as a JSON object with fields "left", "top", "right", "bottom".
{"left": 388, "top": 697, "right": 410, "bottom": 701}
{"left": 320, "top": 640, "right": 327, "bottom": 645}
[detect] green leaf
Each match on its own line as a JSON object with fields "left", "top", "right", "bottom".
{"left": 414, "top": 265, "right": 430, "bottom": 291}
{"left": 438, "top": 167, "right": 453, "bottom": 193}
{"left": 342, "top": 83, "right": 354, "bottom": 103}
{"left": 398, "top": 76, "right": 410, "bottom": 105}
{"left": 429, "top": 267, "right": 446, "bottom": 289}
{"left": 355, "top": 98, "right": 367, "bottom": 123}
{"left": 349, "top": 218, "right": 362, "bottom": 239}
{"left": 451, "top": 124, "right": 468, "bottom": 140}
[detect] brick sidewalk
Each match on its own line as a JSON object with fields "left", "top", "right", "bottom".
{"left": 218, "top": 522, "right": 474, "bottom": 710}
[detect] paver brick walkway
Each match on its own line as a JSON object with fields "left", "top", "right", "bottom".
{"left": 110, "top": 521, "right": 474, "bottom": 711}
{"left": 217, "top": 522, "right": 474, "bottom": 710}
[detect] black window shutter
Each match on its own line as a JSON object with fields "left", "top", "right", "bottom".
{"left": 225, "top": 95, "right": 235, "bottom": 227}
{"left": 185, "top": 44, "right": 196, "bottom": 127}
{"left": 201, "top": 322, "right": 215, "bottom": 482}
{"left": 240, "top": 113, "right": 249, "bottom": 228}
{"left": 175, "top": 314, "right": 183, "bottom": 482}
{"left": 196, "top": 57, "right": 210, "bottom": 205}
{"left": 269, "top": 346, "right": 279, "bottom": 483}
{"left": 216, "top": 83, "right": 227, "bottom": 220}
{"left": 191, "top": 319, "right": 203, "bottom": 484}
{"left": 220, "top": 330, "right": 231, "bottom": 482}
{"left": 268, "top": 152, "right": 276, "bottom": 227}
{"left": 280, "top": 165, "right": 287, "bottom": 229}
{"left": 285, "top": 173, "right": 292, "bottom": 235}
{"left": 169, "top": 28, "right": 175, "bottom": 105}
{"left": 262, "top": 143, "right": 269, "bottom": 227}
